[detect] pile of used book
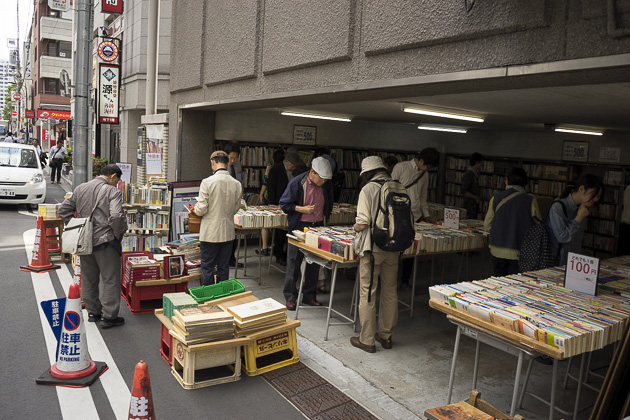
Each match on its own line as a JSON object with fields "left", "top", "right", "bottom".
{"left": 227, "top": 298, "right": 287, "bottom": 336}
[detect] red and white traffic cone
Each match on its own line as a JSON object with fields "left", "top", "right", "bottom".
{"left": 36, "top": 283, "right": 108, "bottom": 387}
{"left": 20, "top": 216, "right": 60, "bottom": 273}
{"left": 46, "top": 226, "right": 60, "bottom": 252}
{"left": 128, "top": 360, "right": 156, "bottom": 420}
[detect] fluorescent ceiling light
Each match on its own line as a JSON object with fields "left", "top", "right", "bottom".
{"left": 280, "top": 111, "right": 352, "bottom": 122}
{"left": 403, "top": 106, "right": 484, "bottom": 123}
{"left": 418, "top": 124, "right": 467, "bottom": 134}
{"left": 554, "top": 126, "right": 603, "bottom": 136}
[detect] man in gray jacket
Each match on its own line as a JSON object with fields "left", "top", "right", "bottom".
{"left": 59, "top": 164, "right": 128, "bottom": 328}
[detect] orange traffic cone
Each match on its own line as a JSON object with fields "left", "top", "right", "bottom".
{"left": 20, "top": 216, "right": 61, "bottom": 273}
{"left": 36, "top": 283, "right": 108, "bottom": 387}
{"left": 128, "top": 360, "right": 156, "bottom": 420}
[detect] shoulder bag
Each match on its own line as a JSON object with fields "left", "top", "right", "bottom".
{"left": 62, "top": 185, "right": 107, "bottom": 255}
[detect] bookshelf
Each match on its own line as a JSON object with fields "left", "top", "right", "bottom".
{"left": 214, "top": 141, "right": 435, "bottom": 205}
{"left": 444, "top": 154, "right": 628, "bottom": 257}
{"left": 119, "top": 181, "right": 171, "bottom": 252}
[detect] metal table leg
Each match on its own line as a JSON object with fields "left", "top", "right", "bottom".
{"left": 572, "top": 354, "right": 587, "bottom": 420}
{"left": 447, "top": 325, "right": 462, "bottom": 404}
{"left": 410, "top": 255, "right": 417, "bottom": 318}
{"left": 324, "top": 262, "right": 339, "bottom": 341}
{"left": 472, "top": 340, "right": 480, "bottom": 390}
{"left": 234, "top": 233, "right": 242, "bottom": 278}
{"left": 511, "top": 351, "right": 524, "bottom": 417}
{"left": 295, "top": 257, "right": 307, "bottom": 320}
{"left": 518, "top": 358, "right": 534, "bottom": 409}
{"left": 550, "top": 358, "right": 558, "bottom": 420}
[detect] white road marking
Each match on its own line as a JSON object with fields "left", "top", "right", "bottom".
{"left": 18, "top": 204, "right": 38, "bottom": 217}
{"left": 56, "top": 263, "right": 131, "bottom": 419}
{"left": 24, "top": 229, "right": 131, "bottom": 420}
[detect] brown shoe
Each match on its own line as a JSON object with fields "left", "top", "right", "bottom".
{"left": 375, "top": 333, "right": 392, "bottom": 349}
{"left": 350, "top": 336, "right": 376, "bottom": 353}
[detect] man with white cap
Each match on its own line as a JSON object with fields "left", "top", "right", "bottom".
{"left": 279, "top": 157, "right": 334, "bottom": 310}
{"left": 351, "top": 156, "right": 400, "bottom": 353}
{"left": 193, "top": 150, "right": 243, "bottom": 285}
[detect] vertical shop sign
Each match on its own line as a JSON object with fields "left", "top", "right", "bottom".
{"left": 102, "top": 0, "right": 124, "bottom": 14}
{"left": 98, "top": 64, "right": 120, "bottom": 124}
{"left": 48, "top": 0, "right": 70, "bottom": 12}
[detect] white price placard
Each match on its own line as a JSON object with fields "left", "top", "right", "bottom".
{"left": 564, "top": 252, "right": 599, "bottom": 296}
{"left": 116, "top": 162, "right": 132, "bottom": 184}
{"left": 443, "top": 208, "right": 460, "bottom": 229}
{"left": 146, "top": 153, "right": 162, "bottom": 175}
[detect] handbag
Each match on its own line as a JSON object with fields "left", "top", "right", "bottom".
{"left": 62, "top": 186, "right": 107, "bottom": 255}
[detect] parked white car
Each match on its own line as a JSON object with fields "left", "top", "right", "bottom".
{"left": 0, "top": 143, "right": 47, "bottom": 205}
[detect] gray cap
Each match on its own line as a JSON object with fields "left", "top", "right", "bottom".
{"left": 311, "top": 157, "right": 333, "bottom": 180}
{"left": 285, "top": 151, "right": 303, "bottom": 167}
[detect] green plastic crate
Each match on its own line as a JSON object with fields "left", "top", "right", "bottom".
{"left": 188, "top": 279, "right": 246, "bottom": 303}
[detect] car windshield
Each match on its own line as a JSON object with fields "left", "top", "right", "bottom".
{"left": 0, "top": 147, "right": 39, "bottom": 169}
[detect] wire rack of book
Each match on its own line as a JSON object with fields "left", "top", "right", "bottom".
{"left": 233, "top": 205, "right": 287, "bottom": 228}
{"left": 429, "top": 261, "right": 630, "bottom": 358}
{"left": 119, "top": 180, "right": 172, "bottom": 252}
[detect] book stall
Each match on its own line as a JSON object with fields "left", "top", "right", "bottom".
{"left": 155, "top": 286, "right": 300, "bottom": 389}
{"left": 428, "top": 257, "right": 630, "bottom": 419}
{"left": 287, "top": 222, "right": 489, "bottom": 339}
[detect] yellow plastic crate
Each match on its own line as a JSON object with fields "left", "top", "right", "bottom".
{"left": 243, "top": 319, "right": 300, "bottom": 376}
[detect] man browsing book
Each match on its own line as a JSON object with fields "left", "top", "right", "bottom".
{"left": 279, "top": 157, "right": 334, "bottom": 310}
{"left": 193, "top": 150, "right": 243, "bottom": 285}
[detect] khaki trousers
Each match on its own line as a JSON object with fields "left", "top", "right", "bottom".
{"left": 358, "top": 251, "right": 399, "bottom": 346}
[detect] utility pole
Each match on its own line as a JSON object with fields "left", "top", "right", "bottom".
{"left": 73, "top": 0, "right": 94, "bottom": 187}
{"left": 146, "top": 0, "right": 160, "bottom": 116}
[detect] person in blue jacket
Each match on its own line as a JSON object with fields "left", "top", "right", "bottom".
{"left": 279, "top": 157, "right": 334, "bottom": 310}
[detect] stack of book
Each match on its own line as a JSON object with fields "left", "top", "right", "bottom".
{"left": 166, "top": 237, "right": 201, "bottom": 273}
{"left": 429, "top": 265, "right": 630, "bottom": 357}
{"left": 38, "top": 203, "right": 60, "bottom": 219}
{"left": 234, "top": 206, "right": 287, "bottom": 228}
{"left": 302, "top": 226, "right": 357, "bottom": 261}
{"left": 123, "top": 255, "right": 161, "bottom": 284}
{"left": 171, "top": 305, "right": 235, "bottom": 344}
{"left": 414, "top": 223, "right": 487, "bottom": 254}
{"left": 227, "top": 298, "right": 287, "bottom": 336}
{"left": 328, "top": 203, "right": 357, "bottom": 225}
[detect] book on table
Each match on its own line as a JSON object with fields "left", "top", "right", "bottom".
{"left": 227, "top": 297, "right": 286, "bottom": 322}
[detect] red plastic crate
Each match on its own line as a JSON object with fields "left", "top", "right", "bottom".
{"left": 125, "top": 282, "right": 179, "bottom": 314}
{"left": 160, "top": 322, "right": 173, "bottom": 366}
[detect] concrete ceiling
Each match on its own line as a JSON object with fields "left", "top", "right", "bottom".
{"left": 268, "top": 82, "right": 630, "bottom": 134}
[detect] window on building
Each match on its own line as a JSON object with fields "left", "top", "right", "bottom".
{"left": 47, "top": 41, "right": 72, "bottom": 58}
{"left": 41, "top": 78, "right": 60, "bottom": 95}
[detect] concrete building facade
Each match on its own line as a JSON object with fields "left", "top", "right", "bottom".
{"left": 165, "top": 0, "right": 630, "bottom": 182}
{"left": 0, "top": 59, "right": 17, "bottom": 113}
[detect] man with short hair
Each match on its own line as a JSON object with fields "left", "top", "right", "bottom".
{"left": 391, "top": 147, "right": 439, "bottom": 288}
{"left": 193, "top": 150, "right": 243, "bottom": 285}
{"left": 224, "top": 142, "right": 245, "bottom": 268}
{"left": 484, "top": 167, "right": 541, "bottom": 276}
{"left": 59, "top": 164, "right": 128, "bottom": 329}
{"left": 279, "top": 157, "right": 334, "bottom": 310}
{"left": 49, "top": 140, "right": 67, "bottom": 184}
{"left": 461, "top": 152, "right": 483, "bottom": 220}
{"left": 3, "top": 131, "right": 15, "bottom": 143}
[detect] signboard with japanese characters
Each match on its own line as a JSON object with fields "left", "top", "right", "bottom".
{"left": 40, "top": 298, "right": 67, "bottom": 360}
{"left": 25, "top": 109, "right": 35, "bottom": 119}
{"left": 443, "top": 208, "right": 460, "bottom": 229}
{"left": 98, "top": 64, "right": 120, "bottom": 124}
{"left": 116, "top": 162, "right": 132, "bottom": 184}
{"left": 48, "top": 0, "right": 70, "bottom": 12}
{"left": 24, "top": 42, "right": 32, "bottom": 80}
{"left": 564, "top": 252, "right": 599, "bottom": 296}
{"left": 102, "top": 0, "right": 124, "bottom": 14}
{"left": 37, "top": 109, "right": 71, "bottom": 120}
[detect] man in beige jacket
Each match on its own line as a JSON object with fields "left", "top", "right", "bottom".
{"left": 194, "top": 150, "right": 243, "bottom": 285}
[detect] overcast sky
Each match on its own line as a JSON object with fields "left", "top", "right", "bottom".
{"left": 0, "top": 0, "right": 34, "bottom": 62}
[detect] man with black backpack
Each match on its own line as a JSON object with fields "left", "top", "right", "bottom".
{"left": 391, "top": 147, "right": 440, "bottom": 288}
{"left": 351, "top": 156, "right": 415, "bottom": 353}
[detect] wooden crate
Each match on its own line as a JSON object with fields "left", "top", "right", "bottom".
{"left": 243, "top": 319, "right": 301, "bottom": 376}
{"left": 170, "top": 333, "right": 251, "bottom": 390}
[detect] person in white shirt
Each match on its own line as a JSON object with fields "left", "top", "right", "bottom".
{"left": 391, "top": 147, "right": 439, "bottom": 287}
{"left": 49, "top": 141, "right": 68, "bottom": 183}
{"left": 3, "top": 132, "right": 15, "bottom": 143}
{"left": 193, "top": 150, "right": 243, "bottom": 285}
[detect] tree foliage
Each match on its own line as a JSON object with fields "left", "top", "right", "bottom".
{"left": 2, "top": 84, "right": 17, "bottom": 121}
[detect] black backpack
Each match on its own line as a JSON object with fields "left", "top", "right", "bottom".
{"left": 518, "top": 201, "right": 567, "bottom": 272}
{"left": 369, "top": 179, "right": 415, "bottom": 252}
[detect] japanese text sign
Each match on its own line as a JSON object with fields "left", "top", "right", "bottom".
{"left": 99, "top": 64, "right": 120, "bottom": 124}
{"left": 564, "top": 252, "right": 599, "bottom": 296}
{"left": 41, "top": 298, "right": 67, "bottom": 360}
{"left": 102, "top": 0, "right": 124, "bottom": 14}
{"left": 443, "top": 208, "right": 460, "bottom": 229}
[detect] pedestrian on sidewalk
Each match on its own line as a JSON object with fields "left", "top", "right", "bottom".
{"left": 194, "top": 150, "right": 243, "bottom": 285}
{"left": 351, "top": 156, "right": 400, "bottom": 353}
{"left": 279, "top": 157, "right": 333, "bottom": 310}
{"left": 49, "top": 141, "right": 67, "bottom": 184}
{"left": 58, "top": 164, "right": 128, "bottom": 328}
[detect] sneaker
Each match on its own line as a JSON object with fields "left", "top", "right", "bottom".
{"left": 88, "top": 313, "right": 102, "bottom": 322}
{"left": 100, "top": 317, "right": 125, "bottom": 329}
{"left": 229, "top": 260, "right": 244, "bottom": 268}
{"left": 286, "top": 301, "right": 296, "bottom": 311}
{"left": 255, "top": 248, "right": 271, "bottom": 256}
{"left": 275, "top": 257, "right": 287, "bottom": 266}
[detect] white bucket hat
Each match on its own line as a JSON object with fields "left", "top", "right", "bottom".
{"left": 360, "top": 156, "right": 386, "bottom": 175}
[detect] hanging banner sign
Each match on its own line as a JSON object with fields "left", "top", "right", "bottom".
{"left": 25, "top": 109, "right": 35, "bottom": 119}
{"left": 37, "top": 109, "right": 72, "bottom": 120}
{"left": 102, "top": 0, "right": 124, "bottom": 14}
{"left": 98, "top": 64, "right": 120, "bottom": 124}
{"left": 48, "top": 0, "right": 70, "bottom": 12}
{"left": 564, "top": 252, "right": 599, "bottom": 296}
{"left": 24, "top": 42, "right": 32, "bottom": 80}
